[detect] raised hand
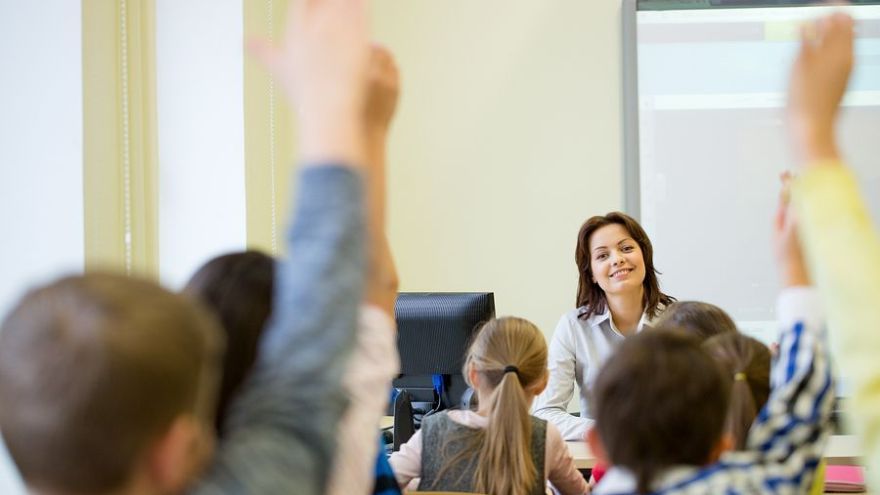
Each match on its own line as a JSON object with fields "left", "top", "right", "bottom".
{"left": 249, "top": 0, "right": 371, "bottom": 166}
{"left": 787, "top": 12, "right": 855, "bottom": 166}
{"left": 364, "top": 45, "right": 401, "bottom": 136}
{"left": 362, "top": 45, "right": 400, "bottom": 314}
{"left": 773, "top": 171, "right": 809, "bottom": 287}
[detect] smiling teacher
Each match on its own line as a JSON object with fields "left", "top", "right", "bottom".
{"left": 533, "top": 212, "right": 675, "bottom": 441}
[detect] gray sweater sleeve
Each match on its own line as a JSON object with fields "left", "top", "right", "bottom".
{"left": 192, "top": 165, "right": 365, "bottom": 495}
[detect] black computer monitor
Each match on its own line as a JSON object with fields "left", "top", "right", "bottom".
{"left": 390, "top": 292, "right": 495, "bottom": 439}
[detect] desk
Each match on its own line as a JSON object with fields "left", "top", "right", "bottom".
{"left": 566, "top": 435, "right": 862, "bottom": 470}
{"left": 380, "top": 416, "right": 862, "bottom": 471}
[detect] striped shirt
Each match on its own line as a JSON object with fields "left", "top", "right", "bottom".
{"left": 594, "top": 287, "right": 834, "bottom": 495}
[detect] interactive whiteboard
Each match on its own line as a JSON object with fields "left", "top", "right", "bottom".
{"left": 623, "top": 0, "right": 880, "bottom": 342}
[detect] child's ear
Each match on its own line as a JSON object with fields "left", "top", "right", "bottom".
{"left": 527, "top": 369, "right": 550, "bottom": 396}
{"left": 467, "top": 363, "right": 480, "bottom": 389}
{"left": 586, "top": 426, "right": 610, "bottom": 465}
{"left": 148, "top": 414, "right": 216, "bottom": 493}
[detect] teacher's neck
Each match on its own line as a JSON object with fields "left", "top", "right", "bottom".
{"left": 607, "top": 289, "right": 645, "bottom": 336}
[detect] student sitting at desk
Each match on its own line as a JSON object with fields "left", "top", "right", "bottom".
{"left": 390, "top": 317, "right": 589, "bottom": 495}
{"left": 534, "top": 212, "right": 675, "bottom": 441}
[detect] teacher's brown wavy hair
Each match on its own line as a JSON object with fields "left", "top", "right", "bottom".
{"left": 575, "top": 211, "right": 674, "bottom": 320}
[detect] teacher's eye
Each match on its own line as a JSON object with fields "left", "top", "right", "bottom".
{"left": 596, "top": 253, "right": 608, "bottom": 261}
{"left": 622, "top": 245, "right": 635, "bottom": 252}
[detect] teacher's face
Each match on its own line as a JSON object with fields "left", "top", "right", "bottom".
{"left": 588, "top": 223, "right": 646, "bottom": 296}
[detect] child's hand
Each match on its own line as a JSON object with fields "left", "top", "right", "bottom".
{"left": 364, "top": 45, "right": 400, "bottom": 137}
{"left": 773, "top": 172, "right": 810, "bottom": 287}
{"left": 362, "top": 45, "right": 400, "bottom": 315}
{"left": 249, "top": 0, "right": 371, "bottom": 165}
{"left": 787, "top": 12, "right": 854, "bottom": 166}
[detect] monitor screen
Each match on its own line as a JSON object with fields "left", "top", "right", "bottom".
{"left": 393, "top": 292, "right": 496, "bottom": 408}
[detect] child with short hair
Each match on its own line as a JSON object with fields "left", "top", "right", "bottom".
{"left": 588, "top": 283, "right": 828, "bottom": 494}
{"left": 390, "top": 317, "right": 589, "bottom": 495}
{"left": 589, "top": 300, "right": 740, "bottom": 485}
{"left": 0, "top": 0, "right": 377, "bottom": 493}
{"left": 0, "top": 274, "right": 223, "bottom": 495}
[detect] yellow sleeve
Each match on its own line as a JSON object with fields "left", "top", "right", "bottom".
{"left": 809, "top": 461, "right": 826, "bottom": 495}
{"left": 793, "top": 164, "right": 880, "bottom": 490}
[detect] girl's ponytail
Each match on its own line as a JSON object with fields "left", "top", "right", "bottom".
{"left": 475, "top": 368, "right": 536, "bottom": 495}
{"left": 727, "top": 372, "right": 759, "bottom": 449}
{"left": 703, "top": 333, "right": 772, "bottom": 449}
{"left": 441, "top": 317, "right": 548, "bottom": 495}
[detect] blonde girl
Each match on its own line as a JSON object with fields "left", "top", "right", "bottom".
{"left": 389, "top": 317, "right": 588, "bottom": 495}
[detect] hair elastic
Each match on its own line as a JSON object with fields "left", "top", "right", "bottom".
{"left": 503, "top": 365, "right": 520, "bottom": 375}
{"left": 734, "top": 372, "right": 747, "bottom": 382}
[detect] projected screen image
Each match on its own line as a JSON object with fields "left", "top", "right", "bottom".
{"left": 634, "top": 4, "right": 880, "bottom": 342}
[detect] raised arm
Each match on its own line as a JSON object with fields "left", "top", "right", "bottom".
{"left": 363, "top": 45, "right": 400, "bottom": 316}
{"left": 730, "top": 13, "right": 857, "bottom": 491}
{"left": 193, "top": 0, "right": 372, "bottom": 493}
{"left": 327, "top": 45, "right": 402, "bottom": 495}
{"left": 788, "top": 13, "right": 880, "bottom": 492}
{"left": 737, "top": 165, "right": 834, "bottom": 492}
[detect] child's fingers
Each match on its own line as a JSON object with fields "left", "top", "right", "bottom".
{"left": 820, "top": 12, "right": 855, "bottom": 50}
{"left": 369, "top": 44, "right": 392, "bottom": 68}
{"left": 800, "top": 20, "right": 818, "bottom": 49}
{"left": 316, "top": 0, "right": 368, "bottom": 28}
{"left": 831, "top": 13, "right": 856, "bottom": 55}
{"left": 368, "top": 44, "right": 399, "bottom": 85}
{"left": 780, "top": 172, "right": 792, "bottom": 205}
{"left": 780, "top": 170, "right": 792, "bottom": 183}
{"left": 775, "top": 171, "right": 794, "bottom": 230}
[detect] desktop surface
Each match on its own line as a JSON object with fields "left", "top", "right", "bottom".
{"left": 565, "top": 434, "right": 862, "bottom": 470}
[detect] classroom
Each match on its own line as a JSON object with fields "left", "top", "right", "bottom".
{"left": 0, "top": 1, "right": 877, "bottom": 494}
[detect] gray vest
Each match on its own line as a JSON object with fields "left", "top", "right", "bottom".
{"left": 419, "top": 411, "right": 547, "bottom": 495}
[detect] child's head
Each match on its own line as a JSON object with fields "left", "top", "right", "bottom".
{"left": 703, "top": 333, "right": 771, "bottom": 450}
{"left": 0, "top": 273, "right": 222, "bottom": 495}
{"left": 461, "top": 317, "right": 548, "bottom": 495}
{"left": 655, "top": 301, "right": 738, "bottom": 341}
{"left": 588, "top": 328, "right": 730, "bottom": 494}
{"left": 183, "top": 250, "right": 275, "bottom": 435}
{"left": 575, "top": 212, "right": 672, "bottom": 319}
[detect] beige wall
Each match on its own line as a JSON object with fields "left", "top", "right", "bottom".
{"left": 372, "top": 2, "right": 624, "bottom": 338}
